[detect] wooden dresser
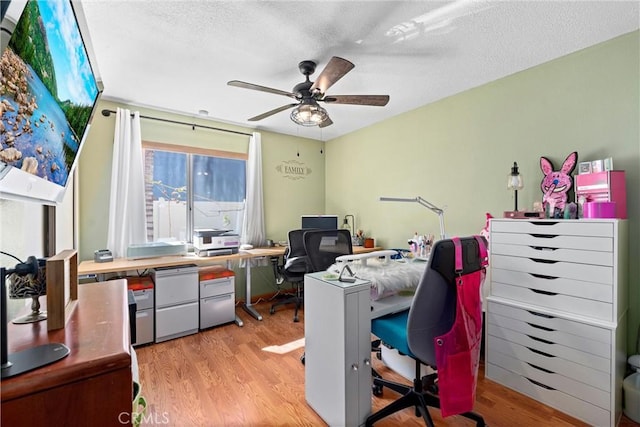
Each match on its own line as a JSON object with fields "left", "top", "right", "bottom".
{"left": 485, "top": 219, "right": 628, "bottom": 427}
{"left": 1, "top": 280, "right": 132, "bottom": 426}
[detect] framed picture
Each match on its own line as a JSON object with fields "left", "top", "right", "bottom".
{"left": 591, "top": 159, "right": 604, "bottom": 173}
{"left": 604, "top": 157, "right": 614, "bottom": 171}
{"left": 578, "top": 161, "right": 592, "bottom": 174}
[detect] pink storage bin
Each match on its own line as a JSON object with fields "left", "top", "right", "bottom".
{"left": 583, "top": 202, "right": 616, "bottom": 218}
{"left": 575, "top": 171, "right": 627, "bottom": 219}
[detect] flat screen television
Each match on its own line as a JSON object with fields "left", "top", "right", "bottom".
{"left": 0, "top": 0, "right": 102, "bottom": 205}
{"left": 301, "top": 215, "right": 338, "bottom": 230}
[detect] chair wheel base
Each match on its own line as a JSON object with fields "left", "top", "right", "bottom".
{"left": 373, "top": 384, "right": 383, "bottom": 396}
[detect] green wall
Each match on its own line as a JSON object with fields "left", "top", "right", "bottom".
{"left": 78, "top": 99, "right": 326, "bottom": 300}
{"left": 324, "top": 31, "right": 640, "bottom": 352}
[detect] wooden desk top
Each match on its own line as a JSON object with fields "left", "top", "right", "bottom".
{"left": 1, "top": 280, "right": 131, "bottom": 402}
{"left": 78, "top": 246, "right": 382, "bottom": 276}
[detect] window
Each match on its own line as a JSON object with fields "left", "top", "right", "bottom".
{"left": 143, "top": 143, "right": 246, "bottom": 243}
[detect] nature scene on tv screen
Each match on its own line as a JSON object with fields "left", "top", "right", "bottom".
{"left": 0, "top": 0, "right": 99, "bottom": 187}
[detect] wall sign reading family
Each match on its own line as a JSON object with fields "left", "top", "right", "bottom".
{"left": 276, "top": 160, "right": 312, "bottom": 180}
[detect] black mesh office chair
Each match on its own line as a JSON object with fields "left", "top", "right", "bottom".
{"left": 366, "top": 236, "right": 487, "bottom": 427}
{"left": 270, "top": 229, "right": 312, "bottom": 322}
{"left": 303, "top": 229, "right": 353, "bottom": 272}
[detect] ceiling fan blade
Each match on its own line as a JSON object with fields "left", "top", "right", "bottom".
{"left": 319, "top": 117, "right": 333, "bottom": 128}
{"left": 322, "top": 95, "right": 390, "bottom": 106}
{"left": 228, "top": 80, "right": 297, "bottom": 99}
{"left": 310, "top": 57, "right": 354, "bottom": 94}
{"left": 248, "top": 103, "right": 298, "bottom": 121}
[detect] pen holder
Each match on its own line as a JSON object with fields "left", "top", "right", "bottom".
{"left": 364, "top": 238, "right": 375, "bottom": 248}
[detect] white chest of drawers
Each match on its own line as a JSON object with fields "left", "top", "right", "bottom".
{"left": 486, "top": 219, "right": 628, "bottom": 427}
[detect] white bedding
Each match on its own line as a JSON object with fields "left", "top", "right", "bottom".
{"left": 328, "top": 258, "right": 426, "bottom": 300}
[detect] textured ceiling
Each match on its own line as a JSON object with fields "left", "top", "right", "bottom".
{"left": 59, "top": 1, "right": 640, "bottom": 140}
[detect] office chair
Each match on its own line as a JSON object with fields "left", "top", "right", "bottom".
{"left": 269, "top": 229, "right": 312, "bottom": 322}
{"left": 302, "top": 229, "right": 353, "bottom": 272}
{"left": 366, "top": 236, "right": 487, "bottom": 427}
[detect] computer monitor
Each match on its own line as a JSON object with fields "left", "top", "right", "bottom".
{"left": 301, "top": 215, "right": 338, "bottom": 230}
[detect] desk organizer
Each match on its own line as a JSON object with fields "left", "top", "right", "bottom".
{"left": 575, "top": 171, "right": 626, "bottom": 218}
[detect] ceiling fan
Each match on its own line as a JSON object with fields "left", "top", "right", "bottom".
{"left": 227, "top": 56, "right": 389, "bottom": 128}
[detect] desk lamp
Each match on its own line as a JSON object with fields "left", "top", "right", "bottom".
{"left": 1, "top": 256, "right": 70, "bottom": 379}
{"left": 342, "top": 214, "right": 355, "bottom": 235}
{"left": 507, "top": 162, "right": 524, "bottom": 211}
{"left": 379, "top": 196, "right": 446, "bottom": 240}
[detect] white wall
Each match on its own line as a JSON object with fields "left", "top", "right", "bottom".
{"left": 0, "top": 176, "right": 76, "bottom": 319}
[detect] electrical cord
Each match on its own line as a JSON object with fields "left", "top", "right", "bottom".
{"left": 0, "top": 251, "right": 23, "bottom": 264}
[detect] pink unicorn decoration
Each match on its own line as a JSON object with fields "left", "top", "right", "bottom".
{"left": 540, "top": 151, "right": 578, "bottom": 213}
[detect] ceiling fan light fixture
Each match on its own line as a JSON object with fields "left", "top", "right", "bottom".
{"left": 290, "top": 101, "right": 329, "bottom": 127}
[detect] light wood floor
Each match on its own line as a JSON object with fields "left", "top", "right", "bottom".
{"left": 135, "top": 300, "right": 639, "bottom": 427}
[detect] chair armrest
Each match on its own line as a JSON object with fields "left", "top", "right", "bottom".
{"left": 284, "top": 255, "right": 311, "bottom": 273}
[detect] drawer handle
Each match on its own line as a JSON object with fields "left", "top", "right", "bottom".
{"left": 530, "top": 289, "right": 558, "bottom": 296}
{"left": 530, "top": 222, "right": 558, "bottom": 226}
{"left": 530, "top": 258, "right": 558, "bottom": 264}
{"left": 526, "top": 362, "right": 554, "bottom": 374}
{"left": 530, "top": 273, "right": 558, "bottom": 280}
{"left": 529, "top": 233, "right": 557, "bottom": 239}
{"left": 527, "top": 310, "right": 555, "bottom": 319}
{"left": 527, "top": 335, "right": 554, "bottom": 345}
{"left": 527, "top": 347, "right": 555, "bottom": 358}
{"left": 526, "top": 377, "right": 556, "bottom": 391}
{"left": 203, "top": 294, "right": 233, "bottom": 303}
{"left": 204, "top": 281, "right": 230, "bottom": 288}
{"left": 530, "top": 246, "right": 558, "bottom": 252}
{"left": 526, "top": 322, "right": 555, "bottom": 332}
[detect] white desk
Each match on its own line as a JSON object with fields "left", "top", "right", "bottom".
{"left": 77, "top": 248, "right": 284, "bottom": 325}
{"left": 371, "top": 293, "right": 412, "bottom": 319}
{"left": 78, "top": 246, "right": 383, "bottom": 324}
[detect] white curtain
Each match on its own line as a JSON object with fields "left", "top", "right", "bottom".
{"left": 241, "top": 132, "right": 265, "bottom": 246}
{"left": 107, "top": 108, "right": 146, "bottom": 258}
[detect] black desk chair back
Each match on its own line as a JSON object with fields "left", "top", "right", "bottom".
{"left": 303, "top": 229, "right": 353, "bottom": 272}
{"left": 367, "top": 236, "right": 487, "bottom": 427}
{"left": 270, "top": 229, "right": 312, "bottom": 322}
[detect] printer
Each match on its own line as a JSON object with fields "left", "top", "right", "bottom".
{"left": 193, "top": 229, "right": 240, "bottom": 257}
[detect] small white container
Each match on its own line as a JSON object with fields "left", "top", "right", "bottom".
{"left": 623, "top": 372, "right": 640, "bottom": 423}
{"left": 624, "top": 354, "right": 640, "bottom": 423}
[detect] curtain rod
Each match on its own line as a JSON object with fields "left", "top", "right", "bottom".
{"left": 100, "top": 109, "right": 252, "bottom": 137}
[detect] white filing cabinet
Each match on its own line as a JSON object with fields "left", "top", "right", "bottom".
{"left": 486, "top": 219, "right": 628, "bottom": 427}
{"left": 304, "top": 272, "right": 372, "bottom": 427}
{"left": 127, "top": 276, "right": 155, "bottom": 346}
{"left": 132, "top": 288, "right": 154, "bottom": 346}
{"left": 152, "top": 265, "right": 199, "bottom": 343}
{"left": 199, "top": 270, "right": 235, "bottom": 330}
